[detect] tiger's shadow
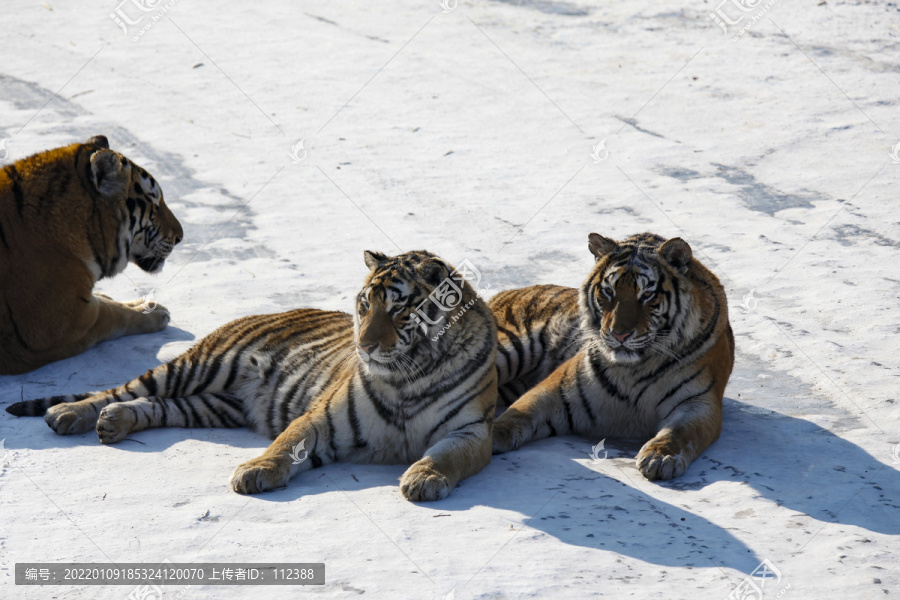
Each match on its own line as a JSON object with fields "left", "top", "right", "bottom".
{"left": 433, "top": 396, "right": 898, "bottom": 570}
{"left": 4, "top": 386, "right": 894, "bottom": 575}
{"left": 682, "top": 397, "right": 900, "bottom": 537}
{"left": 281, "top": 396, "right": 897, "bottom": 573}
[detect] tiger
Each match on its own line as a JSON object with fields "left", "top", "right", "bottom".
{"left": 0, "top": 135, "right": 183, "bottom": 375}
{"left": 6, "top": 250, "right": 498, "bottom": 501}
{"left": 490, "top": 232, "right": 734, "bottom": 481}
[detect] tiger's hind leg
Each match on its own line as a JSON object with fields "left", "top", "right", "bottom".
{"left": 10, "top": 340, "right": 239, "bottom": 436}
{"left": 41, "top": 373, "right": 170, "bottom": 435}
{"left": 43, "top": 389, "right": 130, "bottom": 436}
{"left": 96, "top": 394, "right": 246, "bottom": 444}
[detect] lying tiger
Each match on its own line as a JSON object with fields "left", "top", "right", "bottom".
{"left": 7, "top": 250, "right": 497, "bottom": 501}
{"left": 490, "top": 232, "right": 734, "bottom": 480}
{"left": 0, "top": 135, "right": 183, "bottom": 374}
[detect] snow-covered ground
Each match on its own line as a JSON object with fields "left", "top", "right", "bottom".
{"left": 1, "top": 0, "right": 898, "bottom": 598}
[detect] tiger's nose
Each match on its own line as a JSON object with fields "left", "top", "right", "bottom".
{"left": 173, "top": 233, "right": 183, "bottom": 245}
{"left": 358, "top": 342, "right": 378, "bottom": 355}
{"left": 612, "top": 330, "right": 633, "bottom": 343}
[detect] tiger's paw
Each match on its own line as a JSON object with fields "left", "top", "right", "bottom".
{"left": 636, "top": 437, "right": 688, "bottom": 481}
{"left": 230, "top": 457, "right": 291, "bottom": 494}
{"left": 139, "top": 303, "right": 170, "bottom": 333}
{"left": 96, "top": 403, "right": 136, "bottom": 444}
{"left": 400, "top": 461, "right": 452, "bottom": 502}
{"left": 45, "top": 404, "right": 95, "bottom": 435}
{"left": 491, "top": 418, "right": 524, "bottom": 455}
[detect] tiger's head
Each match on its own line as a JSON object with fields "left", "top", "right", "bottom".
{"left": 580, "top": 232, "right": 695, "bottom": 365}
{"left": 354, "top": 250, "right": 474, "bottom": 379}
{"left": 82, "top": 135, "right": 183, "bottom": 274}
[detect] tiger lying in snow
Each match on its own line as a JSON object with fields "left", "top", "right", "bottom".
{"left": 490, "top": 232, "right": 734, "bottom": 481}
{"left": 0, "top": 135, "right": 182, "bottom": 374}
{"left": 7, "top": 250, "right": 497, "bottom": 501}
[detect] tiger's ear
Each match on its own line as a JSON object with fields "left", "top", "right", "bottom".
{"left": 89, "top": 149, "right": 130, "bottom": 198}
{"left": 85, "top": 135, "right": 109, "bottom": 149}
{"left": 417, "top": 259, "right": 449, "bottom": 286}
{"left": 588, "top": 233, "right": 617, "bottom": 261}
{"left": 659, "top": 237, "right": 693, "bottom": 270}
{"left": 363, "top": 250, "right": 389, "bottom": 270}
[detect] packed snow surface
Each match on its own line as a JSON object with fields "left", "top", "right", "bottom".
{"left": 1, "top": 0, "right": 898, "bottom": 598}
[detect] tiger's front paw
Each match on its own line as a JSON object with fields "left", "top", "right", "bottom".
{"left": 45, "top": 404, "right": 96, "bottom": 435}
{"left": 636, "top": 437, "right": 688, "bottom": 481}
{"left": 230, "top": 457, "right": 291, "bottom": 494}
{"left": 139, "top": 303, "right": 170, "bottom": 333}
{"left": 96, "top": 403, "right": 136, "bottom": 444}
{"left": 400, "top": 461, "right": 452, "bottom": 502}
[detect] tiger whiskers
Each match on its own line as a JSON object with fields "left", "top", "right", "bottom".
{"left": 647, "top": 341, "right": 685, "bottom": 365}
{"left": 560, "top": 330, "right": 588, "bottom": 355}
{"left": 152, "top": 243, "right": 172, "bottom": 258}
{"left": 393, "top": 353, "right": 424, "bottom": 386}
{"left": 385, "top": 353, "right": 412, "bottom": 385}
{"left": 581, "top": 338, "right": 610, "bottom": 357}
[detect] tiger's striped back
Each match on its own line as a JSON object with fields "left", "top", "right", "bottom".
{"left": 489, "top": 285, "right": 581, "bottom": 405}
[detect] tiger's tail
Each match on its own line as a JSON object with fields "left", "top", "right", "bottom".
{"left": 5, "top": 341, "right": 229, "bottom": 417}
{"left": 5, "top": 392, "right": 97, "bottom": 417}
